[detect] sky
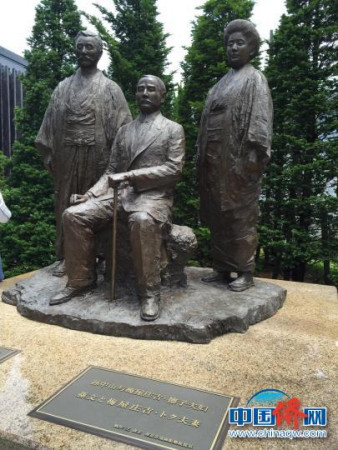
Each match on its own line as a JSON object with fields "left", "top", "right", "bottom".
{"left": 0, "top": 0, "right": 286, "bottom": 83}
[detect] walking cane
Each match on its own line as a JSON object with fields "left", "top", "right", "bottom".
{"left": 111, "top": 185, "right": 118, "bottom": 301}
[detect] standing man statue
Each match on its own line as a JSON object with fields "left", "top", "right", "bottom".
{"left": 50, "top": 75, "right": 185, "bottom": 321}
{"left": 197, "top": 19, "right": 273, "bottom": 292}
{"left": 35, "top": 30, "right": 132, "bottom": 276}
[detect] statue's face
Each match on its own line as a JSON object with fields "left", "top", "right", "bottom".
{"left": 76, "top": 36, "right": 102, "bottom": 68}
{"left": 226, "top": 31, "right": 252, "bottom": 69}
{"left": 136, "top": 77, "right": 165, "bottom": 114}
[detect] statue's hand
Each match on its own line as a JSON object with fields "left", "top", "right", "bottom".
{"left": 108, "top": 172, "right": 130, "bottom": 188}
{"left": 70, "top": 194, "right": 89, "bottom": 205}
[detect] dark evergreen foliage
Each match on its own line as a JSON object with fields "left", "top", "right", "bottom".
{"left": 261, "top": 0, "right": 338, "bottom": 282}
{"left": 87, "top": 0, "right": 173, "bottom": 117}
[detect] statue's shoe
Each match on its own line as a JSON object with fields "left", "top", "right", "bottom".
{"left": 228, "top": 273, "right": 254, "bottom": 292}
{"left": 201, "top": 271, "right": 232, "bottom": 283}
{"left": 140, "top": 296, "right": 161, "bottom": 321}
{"left": 50, "top": 284, "right": 95, "bottom": 306}
{"left": 52, "top": 259, "right": 66, "bottom": 277}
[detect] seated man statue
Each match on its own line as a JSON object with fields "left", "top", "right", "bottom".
{"left": 50, "top": 75, "right": 185, "bottom": 321}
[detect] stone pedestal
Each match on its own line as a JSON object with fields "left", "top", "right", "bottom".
{"left": 2, "top": 267, "right": 286, "bottom": 344}
{"left": 97, "top": 223, "right": 197, "bottom": 288}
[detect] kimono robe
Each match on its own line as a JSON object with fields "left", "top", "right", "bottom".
{"left": 197, "top": 64, "right": 273, "bottom": 272}
{"left": 35, "top": 69, "right": 132, "bottom": 259}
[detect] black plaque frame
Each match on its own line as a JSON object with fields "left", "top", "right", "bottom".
{"left": 0, "top": 346, "right": 20, "bottom": 364}
{"left": 29, "top": 366, "right": 239, "bottom": 450}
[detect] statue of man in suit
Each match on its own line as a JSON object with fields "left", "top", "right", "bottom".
{"left": 50, "top": 75, "right": 185, "bottom": 321}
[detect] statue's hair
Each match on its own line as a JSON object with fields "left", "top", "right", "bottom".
{"left": 75, "top": 30, "right": 103, "bottom": 52}
{"left": 224, "top": 19, "right": 260, "bottom": 58}
{"left": 138, "top": 75, "right": 166, "bottom": 95}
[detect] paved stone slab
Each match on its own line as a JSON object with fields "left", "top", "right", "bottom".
{"left": 1, "top": 275, "right": 337, "bottom": 450}
{"left": 2, "top": 265, "right": 286, "bottom": 344}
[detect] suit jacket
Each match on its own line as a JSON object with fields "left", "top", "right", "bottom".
{"left": 88, "top": 111, "right": 185, "bottom": 224}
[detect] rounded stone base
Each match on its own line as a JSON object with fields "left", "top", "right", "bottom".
{"left": 2, "top": 265, "right": 286, "bottom": 344}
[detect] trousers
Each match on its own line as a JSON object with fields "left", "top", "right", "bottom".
{"left": 63, "top": 197, "right": 163, "bottom": 298}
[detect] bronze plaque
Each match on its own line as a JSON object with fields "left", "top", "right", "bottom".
{"left": 29, "top": 366, "right": 239, "bottom": 450}
{"left": 0, "top": 346, "right": 20, "bottom": 364}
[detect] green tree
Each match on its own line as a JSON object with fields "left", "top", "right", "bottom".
{"left": 174, "top": 0, "right": 254, "bottom": 265}
{"left": 87, "top": 0, "right": 173, "bottom": 117}
{"left": 261, "top": 0, "right": 338, "bottom": 282}
{"left": 2, "top": 0, "right": 82, "bottom": 277}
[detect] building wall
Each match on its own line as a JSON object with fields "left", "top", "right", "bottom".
{"left": 0, "top": 46, "right": 28, "bottom": 158}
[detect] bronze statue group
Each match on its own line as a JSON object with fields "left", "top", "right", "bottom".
{"left": 34, "top": 20, "right": 273, "bottom": 321}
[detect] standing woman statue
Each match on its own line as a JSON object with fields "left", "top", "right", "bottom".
{"left": 197, "top": 19, "right": 273, "bottom": 291}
